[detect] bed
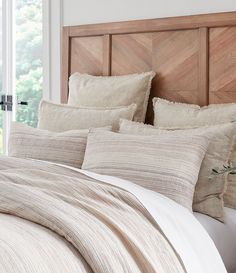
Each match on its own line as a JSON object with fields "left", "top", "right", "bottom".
{"left": 61, "top": 13, "right": 236, "bottom": 271}
{"left": 1, "top": 11, "right": 236, "bottom": 273}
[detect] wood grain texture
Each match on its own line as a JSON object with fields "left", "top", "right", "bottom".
{"left": 61, "top": 27, "right": 70, "bottom": 103}
{"left": 103, "top": 35, "right": 112, "bottom": 76}
{"left": 152, "top": 30, "right": 199, "bottom": 98}
{"left": 61, "top": 11, "right": 236, "bottom": 123}
{"left": 112, "top": 33, "right": 153, "bottom": 75}
{"left": 199, "top": 28, "right": 209, "bottom": 105}
{"left": 70, "top": 36, "right": 103, "bottom": 75}
{"left": 209, "top": 26, "right": 236, "bottom": 103}
{"left": 68, "top": 12, "right": 236, "bottom": 37}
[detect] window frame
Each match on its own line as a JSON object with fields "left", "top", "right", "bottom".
{"left": 1, "top": 0, "right": 52, "bottom": 153}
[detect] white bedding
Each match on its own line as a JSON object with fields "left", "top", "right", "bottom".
{"left": 195, "top": 208, "right": 236, "bottom": 273}
{"left": 79, "top": 168, "right": 227, "bottom": 273}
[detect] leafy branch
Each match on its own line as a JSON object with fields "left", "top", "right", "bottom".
{"left": 209, "top": 162, "right": 236, "bottom": 180}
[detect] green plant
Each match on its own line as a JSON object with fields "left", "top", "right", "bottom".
{"left": 209, "top": 162, "right": 236, "bottom": 180}
{"left": 15, "top": 0, "right": 42, "bottom": 128}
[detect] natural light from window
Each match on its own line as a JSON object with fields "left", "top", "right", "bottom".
{"left": 0, "top": 0, "right": 42, "bottom": 154}
{"left": 0, "top": 0, "right": 2, "bottom": 153}
{"left": 15, "top": 0, "right": 43, "bottom": 128}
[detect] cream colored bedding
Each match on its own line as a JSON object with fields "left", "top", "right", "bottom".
{"left": 0, "top": 214, "right": 92, "bottom": 273}
{"left": 0, "top": 156, "right": 185, "bottom": 273}
{"left": 0, "top": 156, "right": 227, "bottom": 273}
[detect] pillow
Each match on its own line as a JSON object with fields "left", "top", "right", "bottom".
{"left": 119, "top": 119, "right": 236, "bottom": 221}
{"left": 38, "top": 100, "right": 136, "bottom": 132}
{"left": 82, "top": 130, "right": 209, "bottom": 211}
{"left": 8, "top": 122, "right": 111, "bottom": 168}
{"left": 153, "top": 98, "right": 236, "bottom": 128}
{"left": 68, "top": 71, "right": 155, "bottom": 122}
{"left": 153, "top": 98, "right": 236, "bottom": 210}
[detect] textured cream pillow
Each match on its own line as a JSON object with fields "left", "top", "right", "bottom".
{"left": 119, "top": 119, "right": 236, "bottom": 221}
{"left": 9, "top": 122, "right": 111, "bottom": 168}
{"left": 153, "top": 98, "right": 236, "bottom": 210}
{"left": 153, "top": 98, "right": 236, "bottom": 128}
{"left": 68, "top": 72, "right": 155, "bottom": 122}
{"left": 38, "top": 100, "right": 136, "bottom": 132}
{"left": 82, "top": 130, "right": 209, "bottom": 211}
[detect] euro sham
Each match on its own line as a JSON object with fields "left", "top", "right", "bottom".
{"left": 153, "top": 98, "right": 236, "bottom": 210}
{"left": 38, "top": 100, "right": 136, "bottom": 132}
{"left": 9, "top": 122, "right": 111, "bottom": 168}
{"left": 82, "top": 130, "right": 209, "bottom": 210}
{"left": 68, "top": 71, "right": 155, "bottom": 122}
{"left": 119, "top": 119, "right": 236, "bottom": 221}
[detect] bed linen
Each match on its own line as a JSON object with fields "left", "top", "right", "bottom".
{"left": 118, "top": 118, "right": 236, "bottom": 221}
{"left": 153, "top": 97, "right": 236, "bottom": 210}
{"left": 68, "top": 71, "right": 155, "bottom": 122}
{"left": 38, "top": 100, "right": 136, "bottom": 131}
{"left": 8, "top": 122, "right": 111, "bottom": 168}
{"left": 82, "top": 130, "right": 209, "bottom": 210}
{"left": 195, "top": 208, "right": 236, "bottom": 273}
{"left": 0, "top": 156, "right": 226, "bottom": 273}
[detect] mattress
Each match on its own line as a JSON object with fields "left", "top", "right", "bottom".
{"left": 195, "top": 208, "right": 236, "bottom": 273}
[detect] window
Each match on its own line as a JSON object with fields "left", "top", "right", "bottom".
{"left": 0, "top": 0, "right": 2, "bottom": 153}
{"left": 15, "top": 0, "right": 43, "bottom": 127}
{"left": 0, "top": 0, "right": 44, "bottom": 153}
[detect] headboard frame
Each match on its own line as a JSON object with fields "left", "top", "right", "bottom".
{"left": 62, "top": 12, "right": 236, "bottom": 123}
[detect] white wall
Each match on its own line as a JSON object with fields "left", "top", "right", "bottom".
{"left": 46, "top": 0, "right": 63, "bottom": 102}
{"left": 63, "top": 0, "right": 236, "bottom": 26}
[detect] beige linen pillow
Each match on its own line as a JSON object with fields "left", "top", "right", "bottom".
{"left": 119, "top": 119, "right": 236, "bottom": 221}
{"left": 9, "top": 122, "right": 111, "bottom": 168}
{"left": 68, "top": 71, "right": 155, "bottom": 122}
{"left": 153, "top": 98, "right": 236, "bottom": 128}
{"left": 153, "top": 98, "right": 236, "bottom": 210}
{"left": 38, "top": 100, "right": 136, "bottom": 132}
{"left": 82, "top": 130, "right": 209, "bottom": 211}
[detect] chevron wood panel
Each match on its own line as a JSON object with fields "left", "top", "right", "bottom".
{"left": 112, "top": 30, "right": 200, "bottom": 122}
{"left": 152, "top": 30, "right": 199, "bottom": 102}
{"left": 112, "top": 33, "right": 153, "bottom": 74}
{"left": 70, "top": 36, "right": 104, "bottom": 75}
{"left": 209, "top": 27, "right": 236, "bottom": 103}
{"left": 111, "top": 33, "right": 153, "bottom": 123}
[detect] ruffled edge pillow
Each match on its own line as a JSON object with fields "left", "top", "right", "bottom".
{"left": 68, "top": 71, "right": 155, "bottom": 122}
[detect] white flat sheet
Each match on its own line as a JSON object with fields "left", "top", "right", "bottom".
{"left": 195, "top": 208, "right": 236, "bottom": 273}
{"left": 78, "top": 168, "right": 227, "bottom": 273}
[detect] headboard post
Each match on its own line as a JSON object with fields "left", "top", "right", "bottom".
{"left": 61, "top": 27, "right": 70, "bottom": 103}
{"left": 198, "top": 27, "right": 209, "bottom": 106}
{"left": 103, "top": 34, "right": 112, "bottom": 76}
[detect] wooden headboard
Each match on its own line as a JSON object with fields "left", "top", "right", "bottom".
{"left": 62, "top": 12, "right": 236, "bottom": 123}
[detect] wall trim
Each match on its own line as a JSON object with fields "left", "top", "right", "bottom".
{"left": 43, "top": 0, "right": 63, "bottom": 102}
{"left": 42, "top": 0, "right": 50, "bottom": 100}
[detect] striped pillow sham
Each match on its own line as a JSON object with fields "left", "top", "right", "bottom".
{"left": 119, "top": 119, "right": 236, "bottom": 221}
{"left": 82, "top": 130, "right": 209, "bottom": 210}
{"left": 9, "top": 122, "right": 111, "bottom": 168}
